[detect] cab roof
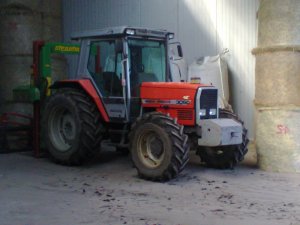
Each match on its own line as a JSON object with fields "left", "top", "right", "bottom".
{"left": 71, "top": 26, "right": 174, "bottom": 40}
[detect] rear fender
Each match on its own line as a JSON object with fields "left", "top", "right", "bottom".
{"left": 50, "top": 79, "right": 109, "bottom": 122}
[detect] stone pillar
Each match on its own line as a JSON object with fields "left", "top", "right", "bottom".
{"left": 253, "top": 0, "right": 300, "bottom": 172}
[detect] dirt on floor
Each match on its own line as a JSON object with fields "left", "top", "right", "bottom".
{"left": 0, "top": 144, "right": 300, "bottom": 225}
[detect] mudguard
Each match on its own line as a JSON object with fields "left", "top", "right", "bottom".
{"left": 50, "top": 79, "right": 109, "bottom": 122}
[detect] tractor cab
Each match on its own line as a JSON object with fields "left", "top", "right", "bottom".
{"left": 72, "top": 27, "right": 174, "bottom": 122}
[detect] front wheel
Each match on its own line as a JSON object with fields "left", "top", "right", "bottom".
{"left": 129, "top": 112, "right": 189, "bottom": 181}
{"left": 197, "top": 109, "right": 249, "bottom": 169}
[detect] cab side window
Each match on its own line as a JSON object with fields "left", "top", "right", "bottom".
{"left": 87, "top": 40, "right": 122, "bottom": 97}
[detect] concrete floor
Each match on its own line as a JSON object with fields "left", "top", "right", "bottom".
{"left": 0, "top": 145, "right": 300, "bottom": 225}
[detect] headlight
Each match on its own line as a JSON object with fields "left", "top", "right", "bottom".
{"left": 126, "top": 29, "right": 135, "bottom": 35}
{"left": 168, "top": 34, "right": 174, "bottom": 39}
{"left": 199, "top": 109, "right": 206, "bottom": 116}
{"left": 209, "top": 108, "right": 217, "bottom": 116}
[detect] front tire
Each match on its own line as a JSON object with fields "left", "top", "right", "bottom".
{"left": 130, "top": 112, "right": 189, "bottom": 181}
{"left": 197, "top": 109, "right": 249, "bottom": 169}
{"left": 42, "top": 88, "right": 104, "bottom": 165}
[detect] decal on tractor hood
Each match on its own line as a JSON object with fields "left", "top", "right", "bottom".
{"left": 142, "top": 99, "right": 191, "bottom": 105}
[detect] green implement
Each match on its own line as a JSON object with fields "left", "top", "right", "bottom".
{"left": 13, "top": 42, "right": 80, "bottom": 103}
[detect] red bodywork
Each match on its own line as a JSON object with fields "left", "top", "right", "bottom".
{"left": 141, "top": 82, "right": 210, "bottom": 126}
{"left": 55, "top": 80, "right": 211, "bottom": 126}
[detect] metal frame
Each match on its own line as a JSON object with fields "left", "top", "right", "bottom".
{"left": 71, "top": 26, "right": 173, "bottom": 40}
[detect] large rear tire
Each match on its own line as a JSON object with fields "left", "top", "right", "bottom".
{"left": 42, "top": 88, "right": 104, "bottom": 165}
{"left": 197, "top": 109, "right": 249, "bottom": 169}
{"left": 129, "top": 112, "right": 189, "bottom": 181}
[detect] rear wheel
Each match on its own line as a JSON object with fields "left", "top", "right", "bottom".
{"left": 42, "top": 88, "right": 104, "bottom": 165}
{"left": 197, "top": 109, "right": 249, "bottom": 169}
{"left": 130, "top": 112, "right": 189, "bottom": 181}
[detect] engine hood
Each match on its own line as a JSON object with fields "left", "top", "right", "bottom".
{"left": 141, "top": 82, "right": 210, "bottom": 90}
{"left": 140, "top": 82, "right": 211, "bottom": 109}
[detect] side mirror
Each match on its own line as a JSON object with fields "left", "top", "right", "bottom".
{"left": 115, "top": 39, "right": 123, "bottom": 53}
{"left": 169, "top": 42, "right": 183, "bottom": 59}
{"left": 177, "top": 45, "right": 183, "bottom": 58}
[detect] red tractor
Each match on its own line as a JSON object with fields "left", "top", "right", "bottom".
{"left": 23, "top": 27, "right": 248, "bottom": 181}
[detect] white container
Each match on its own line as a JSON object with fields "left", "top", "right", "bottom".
{"left": 188, "top": 50, "right": 230, "bottom": 109}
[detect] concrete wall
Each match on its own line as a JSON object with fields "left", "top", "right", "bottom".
{"left": 0, "top": 0, "right": 63, "bottom": 115}
{"left": 62, "top": 0, "right": 259, "bottom": 139}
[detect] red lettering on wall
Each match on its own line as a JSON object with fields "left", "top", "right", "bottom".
{"left": 277, "top": 125, "right": 289, "bottom": 134}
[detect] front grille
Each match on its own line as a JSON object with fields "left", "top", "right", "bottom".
{"left": 200, "top": 89, "right": 218, "bottom": 119}
{"left": 177, "top": 109, "right": 193, "bottom": 120}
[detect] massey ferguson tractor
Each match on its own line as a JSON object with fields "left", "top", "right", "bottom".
{"left": 14, "top": 27, "right": 248, "bottom": 181}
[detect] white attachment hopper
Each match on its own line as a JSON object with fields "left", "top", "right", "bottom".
{"left": 188, "top": 49, "right": 231, "bottom": 110}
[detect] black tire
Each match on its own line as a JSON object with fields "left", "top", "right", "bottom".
{"left": 129, "top": 112, "right": 189, "bottom": 181}
{"left": 42, "top": 88, "right": 104, "bottom": 165}
{"left": 197, "top": 109, "right": 249, "bottom": 169}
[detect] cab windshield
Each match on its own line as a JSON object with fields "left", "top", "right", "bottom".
{"left": 128, "top": 39, "right": 166, "bottom": 97}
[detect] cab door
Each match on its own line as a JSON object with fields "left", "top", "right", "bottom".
{"left": 127, "top": 38, "right": 167, "bottom": 121}
{"left": 86, "top": 39, "right": 127, "bottom": 122}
